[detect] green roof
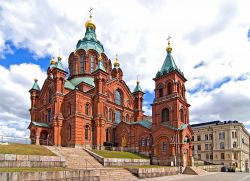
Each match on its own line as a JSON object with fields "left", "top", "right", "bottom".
{"left": 30, "top": 121, "right": 51, "bottom": 128}
{"left": 64, "top": 80, "right": 75, "bottom": 90}
{"left": 133, "top": 81, "right": 143, "bottom": 93}
{"left": 55, "top": 59, "right": 65, "bottom": 71}
{"left": 95, "top": 60, "right": 106, "bottom": 72}
{"left": 156, "top": 52, "right": 185, "bottom": 78}
{"left": 130, "top": 120, "right": 152, "bottom": 129}
{"left": 64, "top": 77, "right": 95, "bottom": 90}
{"left": 161, "top": 123, "right": 188, "bottom": 130}
{"left": 76, "top": 27, "right": 104, "bottom": 53}
{"left": 30, "top": 80, "right": 40, "bottom": 91}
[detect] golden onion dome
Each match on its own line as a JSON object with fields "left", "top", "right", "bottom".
{"left": 166, "top": 41, "right": 172, "bottom": 53}
{"left": 50, "top": 56, "right": 57, "bottom": 65}
{"left": 113, "top": 54, "right": 120, "bottom": 67}
{"left": 85, "top": 16, "right": 96, "bottom": 30}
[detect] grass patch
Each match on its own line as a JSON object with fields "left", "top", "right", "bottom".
{"left": 91, "top": 149, "right": 147, "bottom": 159}
{"left": 0, "top": 167, "right": 67, "bottom": 172}
{"left": 0, "top": 144, "right": 56, "bottom": 156}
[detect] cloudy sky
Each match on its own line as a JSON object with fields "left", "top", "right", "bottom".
{"left": 0, "top": 0, "right": 250, "bottom": 138}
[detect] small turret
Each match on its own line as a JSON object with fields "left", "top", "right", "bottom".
{"left": 133, "top": 79, "right": 144, "bottom": 121}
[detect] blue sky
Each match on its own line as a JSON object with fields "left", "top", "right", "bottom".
{"left": 0, "top": 0, "right": 250, "bottom": 137}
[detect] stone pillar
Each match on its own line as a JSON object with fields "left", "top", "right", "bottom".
{"left": 35, "top": 135, "right": 40, "bottom": 145}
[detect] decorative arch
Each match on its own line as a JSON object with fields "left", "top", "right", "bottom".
{"left": 85, "top": 103, "right": 90, "bottom": 115}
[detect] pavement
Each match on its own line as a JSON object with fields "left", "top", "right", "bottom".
{"left": 141, "top": 172, "right": 250, "bottom": 181}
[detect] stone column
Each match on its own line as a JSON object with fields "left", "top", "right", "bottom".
{"left": 35, "top": 135, "right": 40, "bottom": 145}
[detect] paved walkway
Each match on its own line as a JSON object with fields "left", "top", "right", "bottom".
{"left": 141, "top": 172, "right": 250, "bottom": 181}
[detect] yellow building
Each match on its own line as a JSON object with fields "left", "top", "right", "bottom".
{"left": 191, "top": 120, "right": 250, "bottom": 172}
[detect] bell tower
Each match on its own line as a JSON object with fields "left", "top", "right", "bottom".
{"left": 152, "top": 39, "right": 190, "bottom": 130}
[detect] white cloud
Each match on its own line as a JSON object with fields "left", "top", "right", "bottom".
{"left": 0, "top": 0, "right": 250, "bottom": 135}
{"left": 0, "top": 64, "right": 46, "bottom": 138}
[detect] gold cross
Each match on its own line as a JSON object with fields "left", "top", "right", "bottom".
{"left": 89, "top": 7, "right": 93, "bottom": 18}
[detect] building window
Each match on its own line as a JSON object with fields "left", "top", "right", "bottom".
{"left": 180, "top": 109, "right": 184, "bottom": 122}
{"left": 197, "top": 145, "right": 201, "bottom": 150}
{"left": 162, "top": 142, "right": 167, "bottom": 152}
{"left": 242, "top": 138, "right": 245, "bottom": 144}
{"left": 167, "top": 82, "right": 172, "bottom": 94}
{"left": 141, "top": 138, "right": 145, "bottom": 147}
{"left": 210, "top": 154, "right": 213, "bottom": 160}
{"left": 192, "top": 136, "right": 194, "bottom": 141}
{"left": 115, "top": 110, "right": 121, "bottom": 123}
{"left": 108, "top": 109, "right": 112, "bottom": 121}
{"left": 205, "top": 134, "right": 208, "bottom": 140}
{"left": 158, "top": 84, "right": 163, "bottom": 97}
{"left": 205, "top": 144, "right": 208, "bottom": 150}
{"left": 219, "top": 132, "right": 225, "bottom": 140}
{"left": 115, "top": 90, "right": 122, "bottom": 105}
{"left": 209, "top": 134, "right": 213, "bottom": 140}
{"left": 147, "top": 137, "right": 150, "bottom": 146}
{"left": 125, "top": 114, "right": 129, "bottom": 122}
{"left": 220, "top": 142, "right": 225, "bottom": 149}
{"left": 85, "top": 103, "right": 89, "bottom": 115}
{"left": 233, "top": 152, "right": 238, "bottom": 160}
{"left": 162, "top": 108, "right": 169, "bottom": 123}
{"left": 233, "top": 141, "right": 237, "bottom": 148}
{"left": 221, "top": 153, "right": 225, "bottom": 160}
{"left": 197, "top": 135, "right": 201, "bottom": 141}
{"left": 206, "top": 153, "right": 209, "bottom": 160}
{"left": 80, "top": 54, "right": 84, "bottom": 73}
{"left": 85, "top": 125, "right": 89, "bottom": 140}
{"left": 90, "top": 55, "right": 95, "bottom": 73}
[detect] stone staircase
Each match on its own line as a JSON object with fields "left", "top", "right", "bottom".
{"left": 183, "top": 166, "right": 208, "bottom": 175}
{"left": 45, "top": 146, "right": 138, "bottom": 180}
{"left": 100, "top": 168, "right": 138, "bottom": 181}
{"left": 45, "top": 146, "right": 103, "bottom": 169}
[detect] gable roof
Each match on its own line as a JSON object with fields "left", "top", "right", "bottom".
{"left": 129, "top": 120, "right": 152, "bottom": 129}
{"left": 28, "top": 121, "right": 51, "bottom": 129}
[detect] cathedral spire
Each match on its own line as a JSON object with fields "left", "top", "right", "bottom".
{"left": 133, "top": 76, "right": 143, "bottom": 93}
{"left": 166, "top": 36, "right": 172, "bottom": 54}
{"left": 85, "top": 7, "right": 96, "bottom": 30}
{"left": 30, "top": 78, "right": 40, "bottom": 91}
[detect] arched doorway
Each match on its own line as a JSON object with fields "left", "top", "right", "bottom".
{"left": 40, "top": 130, "right": 49, "bottom": 145}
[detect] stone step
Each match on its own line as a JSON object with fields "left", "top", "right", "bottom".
{"left": 183, "top": 166, "right": 207, "bottom": 175}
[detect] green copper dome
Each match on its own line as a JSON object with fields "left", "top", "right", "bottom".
{"left": 30, "top": 79, "right": 40, "bottom": 91}
{"left": 133, "top": 81, "right": 143, "bottom": 93}
{"left": 156, "top": 52, "right": 185, "bottom": 78}
{"left": 76, "top": 26, "right": 104, "bottom": 53}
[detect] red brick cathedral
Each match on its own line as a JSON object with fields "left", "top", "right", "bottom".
{"left": 28, "top": 15, "right": 193, "bottom": 166}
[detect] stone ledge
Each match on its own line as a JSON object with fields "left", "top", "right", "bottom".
{"left": 127, "top": 167, "right": 179, "bottom": 178}
{"left": 84, "top": 148, "right": 150, "bottom": 167}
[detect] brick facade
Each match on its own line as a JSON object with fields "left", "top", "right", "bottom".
{"left": 28, "top": 16, "right": 193, "bottom": 166}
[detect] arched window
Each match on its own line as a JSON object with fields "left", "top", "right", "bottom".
{"left": 158, "top": 84, "right": 163, "bottom": 97}
{"left": 162, "top": 108, "right": 169, "bottom": 122}
{"left": 180, "top": 109, "right": 184, "bottom": 122}
{"left": 182, "top": 87, "right": 185, "bottom": 97}
{"left": 177, "top": 84, "right": 180, "bottom": 93}
{"left": 115, "top": 90, "right": 122, "bottom": 105}
{"left": 85, "top": 103, "right": 89, "bottom": 115}
{"left": 162, "top": 142, "right": 167, "bottom": 152}
{"left": 85, "top": 125, "right": 89, "bottom": 140}
{"left": 80, "top": 54, "right": 85, "bottom": 73}
{"left": 90, "top": 55, "right": 95, "bottom": 73}
{"left": 115, "top": 110, "right": 121, "bottom": 123}
{"left": 141, "top": 138, "right": 145, "bottom": 147}
{"left": 167, "top": 83, "right": 172, "bottom": 95}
